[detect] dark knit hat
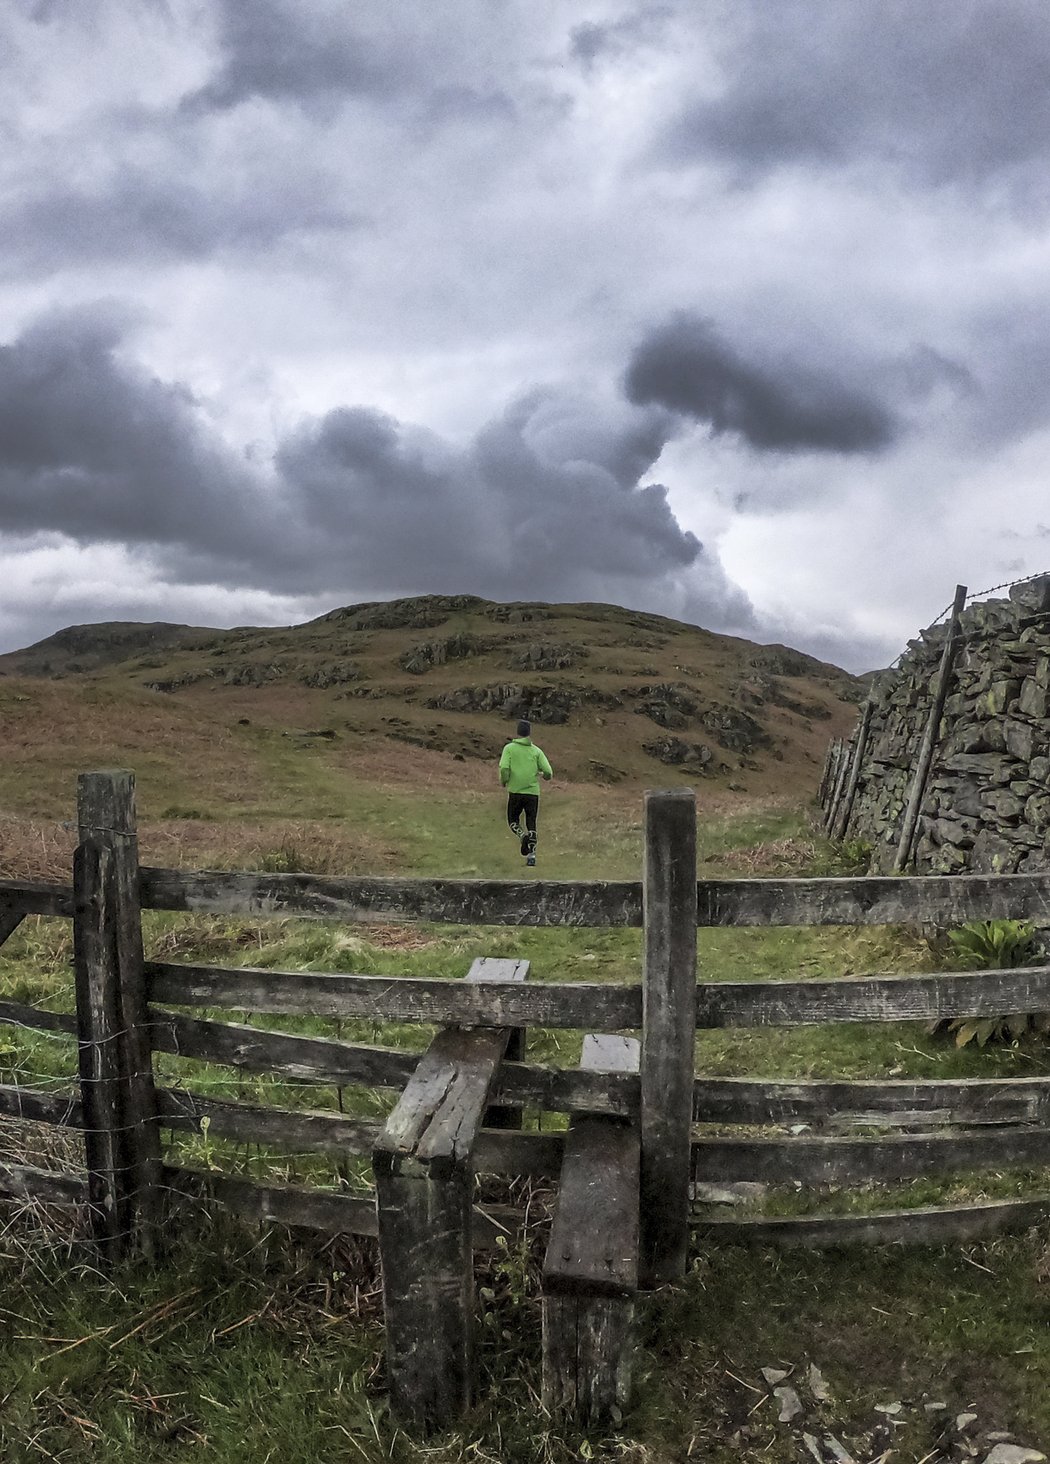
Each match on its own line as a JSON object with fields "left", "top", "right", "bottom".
{"left": 516, "top": 719, "right": 531, "bottom": 737}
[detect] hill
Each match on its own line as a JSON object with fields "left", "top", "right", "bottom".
{"left": 0, "top": 594, "right": 859, "bottom": 806}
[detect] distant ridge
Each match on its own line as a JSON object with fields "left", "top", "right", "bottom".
{"left": 0, "top": 594, "right": 860, "bottom": 792}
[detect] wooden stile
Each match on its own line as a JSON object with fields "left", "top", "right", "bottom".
{"left": 74, "top": 771, "right": 161, "bottom": 1259}
{"left": 542, "top": 1034, "right": 640, "bottom": 1428}
{"left": 374, "top": 957, "right": 528, "bottom": 1432}
{"left": 640, "top": 789, "right": 697, "bottom": 1286}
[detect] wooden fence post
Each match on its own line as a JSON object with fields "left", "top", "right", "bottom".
{"left": 832, "top": 698, "right": 875, "bottom": 842}
{"left": 817, "top": 741, "right": 835, "bottom": 808}
{"left": 823, "top": 739, "right": 850, "bottom": 834}
{"left": 640, "top": 789, "right": 697, "bottom": 1287}
{"left": 74, "top": 770, "right": 160, "bottom": 1259}
{"left": 893, "top": 585, "right": 967, "bottom": 873}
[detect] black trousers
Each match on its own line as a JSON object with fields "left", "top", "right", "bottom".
{"left": 507, "top": 792, "right": 539, "bottom": 835}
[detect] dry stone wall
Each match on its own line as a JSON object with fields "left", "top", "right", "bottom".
{"left": 832, "top": 577, "right": 1050, "bottom": 874}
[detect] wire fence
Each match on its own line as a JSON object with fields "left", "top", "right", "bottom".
{"left": 882, "top": 566, "right": 1050, "bottom": 674}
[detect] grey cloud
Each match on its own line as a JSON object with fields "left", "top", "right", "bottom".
{"left": 624, "top": 314, "right": 896, "bottom": 454}
{"left": 663, "top": 0, "right": 1050, "bottom": 191}
{"left": 275, "top": 387, "right": 703, "bottom": 598}
{"left": 570, "top": 7, "right": 672, "bottom": 70}
{"left": 0, "top": 308, "right": 753, "bottom": 634}
{"left": 0, "top": 305, "right": 268, "bottom": 572}
{"left": 184, "top": 0, "right": 408, "bottom": 114}
{"left": 5, "top": 164, "right": 357, "bottom": 272}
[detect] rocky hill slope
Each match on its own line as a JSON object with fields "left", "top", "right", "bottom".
{"left": 0, "top": 595, "right": 860, "bottom": 793}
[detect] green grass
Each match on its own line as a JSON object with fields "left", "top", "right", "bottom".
{"left": 1, "top": 792, "right": 1049, "bottom": 1459}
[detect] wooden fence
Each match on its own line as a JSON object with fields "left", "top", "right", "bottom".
{"left": 2, "top": 770, "right": 1050, "bottom": 1430}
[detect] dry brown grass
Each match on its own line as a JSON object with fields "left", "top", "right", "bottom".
{"left": 711, "top": 834, "right": 823, "bottom": 875}
{"left": 0, "top": 813, "right": 396, "bottom": 884}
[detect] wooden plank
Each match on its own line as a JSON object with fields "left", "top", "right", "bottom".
{"left": 484, "top": 956, "right": 529, "bottom": 1130}
{"left": 0, "top": 879, "right": 75, "bottom": 919}
{"left": 545, "top": 1038, "right": 640, "bottom": 1297}
{"left": 163, "top": 1165, "right": 515, "bottom": 1249}
{"left": 149, "top": 1008, "right": 639, "bottom": 1116}
{"left": 146, "top": 961, "right": 641, "bottom": 1030}
{"left": 640, "top": 789, "right": 697, "bottom": 1285}
{"left": 157, "top": 1088, "right": 379, "bottom": 1154}
{"left": 142, "top": 865, "right": 1050, "bottom": 931}
{"left": 0, "top": 912, "right": 25, "bottom": 948}
{"left": 696, "top": 966, "right": 1050, "bottom": 1027}
{"left": 692, "top": 1126, "right": 1050, "bottom": 1187}
{"left": 696, "top": 873, "right": 1050, "bottom": 927}
{"left": 0, "top": 1083, "right": 80, "bottom": 1128}
{"left": 542, "top": 1033, "right": 640, "bottom": 1428}
{"left": 373, "top": 957, "right": 523, "bottom": 1431}
{"left": 894, "top": 583, "right": 967, "bottom": 872}
{"left": 149, "top": 1008, "right": 418, "bottom": 1086}
{"left": 165, "top": 1164, "right": 379, "bottom": 1236}
{"left": 140, "top": 867, "right": 642, "bottom": 927}
{"left": 0, "top": 1160, "right": 88, "bottom": 1207}
{"left": 693, "top": 1195, "right": 1050, "bottom": 1248}
{"left": 76, "top": 771, "right": 161, "bottom": 1259}
{"left": 693, "top": 1076, "right": 1050, "bottom": 1127}
{"left": 0, "top": 1000, "right": 77, "bottom": 1037}
{"left": 156, "top": 1087, "right": 564, "bottom": 1176}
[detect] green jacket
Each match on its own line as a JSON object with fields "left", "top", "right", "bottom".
{"left": 499, "top": 737, "right": 553, "bottom": 795}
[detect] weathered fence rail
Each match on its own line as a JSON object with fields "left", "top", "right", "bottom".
{"left": 2, "top": 770, "right": 1050, "bottom": 1430}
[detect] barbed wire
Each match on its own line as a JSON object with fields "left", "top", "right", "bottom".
{"left": 883, "top": 565, "right": 1050, "bottom": 675}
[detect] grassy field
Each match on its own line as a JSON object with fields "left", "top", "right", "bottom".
{"left": 1, "top": 759, "right": 1049, "bottom": 1461}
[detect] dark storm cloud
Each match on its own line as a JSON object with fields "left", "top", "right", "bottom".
{"left": 664, "top": 0, "right": 1050, "bottom": 190}
{"left": 184, "top": 0, "right": 408, "bottom": 113}
{"left": 0, "top": 305, "right": 267, "bottom": 567}
{"left": 624, "top": 315, "right": 896, "bottom": 454}
{"left": 275, "top": 387, "right": 701, "bottom": 598}
{"left": 5, "top": 164, "right": 356, "bottom": 271}
{"left": 0, "top": 308, "right": 751, "bottom": 629}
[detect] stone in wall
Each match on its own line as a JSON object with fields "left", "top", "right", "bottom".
{"left": 826, "top": 574, "right": 1050, "bottom": 876}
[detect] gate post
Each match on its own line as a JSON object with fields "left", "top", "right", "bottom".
{"left": 639, "top": 789, "right": 697, "bottom": 1286}
{"left": 74, "top": 770, "right": 160, "bottom": 1259}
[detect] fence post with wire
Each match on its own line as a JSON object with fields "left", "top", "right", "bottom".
{"left": 820, "top": 570, "right": 1050, "bottom": 874}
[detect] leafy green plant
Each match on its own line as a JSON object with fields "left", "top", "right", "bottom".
{"left": 932, "top": 919, "right": 1049, "bottom": 1047}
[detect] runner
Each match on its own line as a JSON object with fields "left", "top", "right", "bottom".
{"left": 498, "top": 719, "right": 552, "bottom": 867}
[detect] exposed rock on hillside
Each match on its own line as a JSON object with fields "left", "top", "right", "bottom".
{"left": 700, "top": 704, "right": 772, "bottom": 753}
{"left": 399, "top": 635, "right": 488, "bottom": 674}
{"left": 509, "top": 643, "right": 581, "bottom": 671}
{"left": 643, "top": 737, "right": 716, "bottom": 769}
{"left": 426, "top": 682, "right": 618, "bottom": 724}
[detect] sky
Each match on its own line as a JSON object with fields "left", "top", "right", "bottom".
{"left": 3, "top": 0, "right": 1050, "bottom": 671}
